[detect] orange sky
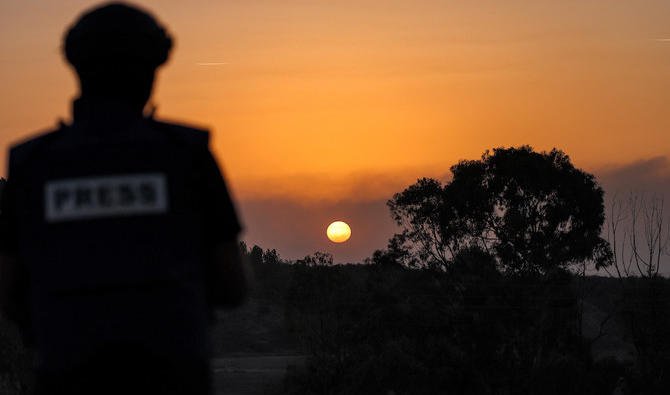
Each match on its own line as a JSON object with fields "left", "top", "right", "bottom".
{"left": 2, "top": 1, "right": 670, "bottom": 262}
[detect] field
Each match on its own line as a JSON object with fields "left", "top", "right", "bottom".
{"left": 1, "top": 262, "right": 668, "bottom": 394}
{"left": 211, "top": 293, "right": 303, "bottom": 395}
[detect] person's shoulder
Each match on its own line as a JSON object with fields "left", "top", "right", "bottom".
{"left": 8, "top": 123, "right": 67, "bottom": 167}
{"left": 148, "top": 118, "right": 210, "bottom": 147}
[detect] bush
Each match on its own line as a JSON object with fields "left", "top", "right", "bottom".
{"left": 283, "top": 259, "right": 635, "bottom": 394}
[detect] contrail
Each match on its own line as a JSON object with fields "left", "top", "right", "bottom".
{"left": 197, "top": 62, "right": 229, "bottom": 66}
{"left": 653, "top": 38, "right": 670, "bottom": 42}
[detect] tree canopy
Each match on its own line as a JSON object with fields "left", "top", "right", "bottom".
{"left": 387, "top": 146, "right": 611, "bottom": 274}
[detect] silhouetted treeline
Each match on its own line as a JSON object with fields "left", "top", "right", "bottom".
{"left": 284, "top": 263, "right": 609, "bottom": 394}
{"left": 382, "top": 146, "right": 611, "bottom": 273}
{"left": 276, "top": 147, "right": 669, "bottom": 394}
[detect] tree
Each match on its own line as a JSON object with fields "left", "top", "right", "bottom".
{"left": 249, "top": 245, "right": 264, "bottom": 266}
{"left": 262, "top": 248, "right": 281, "bottom": 265}
{"left": 604, "top": 193, "right": 670, "bottom": 389}
{"left": 388, "top": 146, "right": 611, "bottom": 274}
{"left": 629, "top": 194, "right": 669, "bottom": 279}
{"left": 296, "top": 252, "right": 334, "bottom": 266}
{"left": 238, "top": 241, "right": 249, "bottom": 257}
{"left": 387, "top": 178, "right": 450, "bottom": 269}
{"left": 605, "top": 193, "right": 670, "bottom": 280}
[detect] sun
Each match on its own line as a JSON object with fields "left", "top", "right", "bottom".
{"left": 327, "top": 221, "right": 351, "bottom": 243}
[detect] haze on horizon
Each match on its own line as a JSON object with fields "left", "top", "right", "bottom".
{"left": 2, "top": 0, "right": 669, "bottom": 263}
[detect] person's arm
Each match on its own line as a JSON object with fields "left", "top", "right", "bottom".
{"left": 0, "top": 175, "right": 29, "bottom": 335}
{"left": 0, "top": 176, "right": 17, "bottom": 318}
{"left": 197, "top": 141, "right": 250, "bottom": 309}
{"left": 0, "top": 253, "right": 18, "bottom": 317}
{"left": 208, "top": 239, "right": 251, "bottom": 309}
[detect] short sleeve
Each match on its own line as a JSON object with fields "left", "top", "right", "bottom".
{"left": 198, "top": 150, "right": 242, "bottom": 246}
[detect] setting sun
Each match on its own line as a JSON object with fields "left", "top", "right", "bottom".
{"left": 326, "top": 221, "right": 351, "bottom": 243}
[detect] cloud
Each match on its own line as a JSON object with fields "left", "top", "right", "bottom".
{"left": 593, "top": 157, "right": 670, "bottom": 275}
{"left": 232, "top": 167, "right": 453, "bottom": 263}
{"left": 235, "top": 157, "right": 670, "bottom": 270}
{"left": 234, "top": 167, "right": 451, "bottom": 203}
{"left": 237, "top": 197, "right": 397, "bottom": 264}
{"left": 595, "top": 156, "right": 670, "bottom": 198}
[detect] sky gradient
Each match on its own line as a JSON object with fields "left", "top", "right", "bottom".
{"left": 2, "top": 0, "right": 669, "bottom": 264}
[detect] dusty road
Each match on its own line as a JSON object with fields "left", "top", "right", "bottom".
{"left": 212, "top": 354, "right": 305, "bottom": 395}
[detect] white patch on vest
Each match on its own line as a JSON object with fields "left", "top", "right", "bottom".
{"left": 45, "top": 173, "right": 169, "bottom": 222}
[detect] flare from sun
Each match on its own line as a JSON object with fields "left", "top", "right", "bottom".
{"left": 327, "top": 221, "right": 351, "bottom": 243}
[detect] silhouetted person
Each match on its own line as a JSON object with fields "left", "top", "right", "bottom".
{"left": 0, "top": 3, "right": 248, "bottom": 394}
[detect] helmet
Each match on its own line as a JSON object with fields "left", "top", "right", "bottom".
{"left": 64, "top": 2, "right": 173, "bottom": 73}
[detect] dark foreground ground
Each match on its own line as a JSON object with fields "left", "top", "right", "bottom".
{"left": 212, "top": 355, "right": 304, "bottom": 395}
{"left": 1, "top": 263, "right": 666, "bottom": 394}
{"left": 210, "top": 263, "right": 668, "bottom": 394}
{"left": 211, "top": 294, "right": 304, "bottom": 395}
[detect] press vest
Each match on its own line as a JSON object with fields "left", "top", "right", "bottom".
{"left": 5, "top": 113, "right": 233, "bottom": 373}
